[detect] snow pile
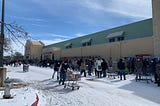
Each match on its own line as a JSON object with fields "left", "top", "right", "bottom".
{"left": 0, "top": 65, "right": 160, "bottom": 106}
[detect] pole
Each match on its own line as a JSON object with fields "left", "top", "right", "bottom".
{"left": 81, "top": 46, "right": 82, "bottom": 57}
{"left": 0, "top": 0, "right": 5, "bottom": 67}
{"left": 120, "top": 42, "right": 121, "bottom": 58}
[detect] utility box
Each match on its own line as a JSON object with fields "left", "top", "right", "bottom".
{"left": 0, "top": 67, "right": 6, "bottom": 87}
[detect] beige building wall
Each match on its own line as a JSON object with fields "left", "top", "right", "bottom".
{"left": 25, "top": 40, "right": 44, "bottom": 60}
{"left": 60, "top": 48, "right": 81, "bottom": 58}
{"left": 83, "top": 45, "right": 107, "bottom": 57}
{"left": 152, "top": 0, "right": 160, "bottom": 57}
{"left": 119, "top": 37, "right": 153, "bottom": 58}
{"left": 54, "top": 50, "right": 61, "bottom": 60}
{"left": 54, "top": 37, "right": 153, "bottom": 60}
{"left": 30, "top": 45, "right": 43, "bottom": 60}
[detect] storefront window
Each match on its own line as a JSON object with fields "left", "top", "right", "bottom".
{"left": 109, "top": 38, "right": 115, "bottom": 42}
{"left": 117, "top": 36, "right": 124, "bottom": 41}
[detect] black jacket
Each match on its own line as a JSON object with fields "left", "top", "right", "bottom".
{"left": 117, "top": 61, "right": 125, "bottom": 70}
{"left": 60, "top": 62, "right": 70, "bottom": 73}
{"left": 101, "top": 61, "right": 108, "bottom": 70}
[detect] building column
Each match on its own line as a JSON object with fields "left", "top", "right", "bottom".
{"left": 152, "top": 0, "right": 160, "bottom": 57}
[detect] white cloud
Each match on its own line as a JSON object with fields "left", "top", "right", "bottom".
{"left": 75, "top": 33, "right": 87, "bottom": 37}
{"left": 28, "top": 33, "right": 67, "bottom": 45}
{"left": 28, "top": 33, "right": 72, "bottom": 41}
{"left": 41, "top": 39, "right": 65, "bottom": 46}
{"left": 79, "top": 0, "right": 152, "bottom": 19}
{"left": 31, "top": 24, "right": 49, "bottom": 28}
{"left": 107, "top": 0, "right": 152, "bottom": 19}
{"left": 26, "top": 0, "right": 152, "bottom": 26}
{"left": 50, "top": 33, "right": 72, "bottom": 39}
{"left": 8, "top": 15, "right": 47, "bottom": 22}
{"left": 79, "top": 0, "right": 105, "bottom": 11}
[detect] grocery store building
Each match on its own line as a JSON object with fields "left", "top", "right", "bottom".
{"left": 24, "top": 0, "right": 160, "bottom": 61}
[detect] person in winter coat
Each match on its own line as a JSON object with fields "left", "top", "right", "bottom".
{"left": 142, "top": 58, "right": 149, "bottom": 75}
{"left": 96, "top": 58, "right": 103, "bottom": 78}
{"left": 81, "top": 60, "right": 86, "bottom": 77}
{"left": 87, "top": 59, "right": 93, "bottom": 76}
{"left": 101, "top": 59, "right": 108, "bottom": 77}
{"left": 117, "top": 58, "right": 126, "bottom": 80}
{"left": 59, "top": 60, "right": 70, "bottom": 85}
{"left": 135, "top": 58, "right": 143, "bottom": 80}
{"left": 150, "top": 58, "right": 157, "bottom": 83}
{"left": 52, "top": 60, "right": 61, "bottom": 80}
{"left": 156, "top": 60, "right": 160, "bottom": 86}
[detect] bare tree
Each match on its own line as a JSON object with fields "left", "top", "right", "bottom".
{"left": 1, "top": 21, "right": 29, "bottom": 53}
{"left": 3, "top": 37, "right": 11, "bottom": 52}
{"left": 12, "top": 51, "right": 23, "bottom": 60}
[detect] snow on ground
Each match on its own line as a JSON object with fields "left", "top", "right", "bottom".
{"left": 0, "top": 65, "right": 160, "bottom": 106}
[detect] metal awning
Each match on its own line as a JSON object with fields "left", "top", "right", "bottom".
{"left": 64, "top": 42, "right": 72, "bottom": 47}
{"left": 81, "top": 38, "right": 92, "bottom": 43}
{"left": 106, "top": 31, "right": 124, "bottom": 38}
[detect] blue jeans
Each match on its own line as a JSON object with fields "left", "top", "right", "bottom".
{"left": 102, "top": 69, "right": 106, "bottom": 77}
{"left": 119, "top": 70, "right": 126, "bottom": 80}
{"left": 59, "top": 72, "right": 66, "bottom": 85}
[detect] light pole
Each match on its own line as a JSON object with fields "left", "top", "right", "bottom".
{"left": 0, "top": 0, "right": 5, "bottom": 67}
{"left": 0, "top": 0, "right": 6, "bottom": 87}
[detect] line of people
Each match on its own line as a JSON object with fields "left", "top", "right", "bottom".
{"left": 51, "top": 57, "right": 128, "bottom": 85}
{"left": 51, "top": 56, "right": 160, "bottom": 86}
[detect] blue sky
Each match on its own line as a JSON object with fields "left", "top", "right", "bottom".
{"left": 0, "top": 0, "right": 152, "bottom": 55}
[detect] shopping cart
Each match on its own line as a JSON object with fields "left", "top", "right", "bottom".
{"left": 64, "top": 70, "right": 81, "bottom": 90}
{"left": 136, "top": 65, "right": 153, "bottom": 83}
{"left": 107, "top": 64, "right": 119, "bottom": 79}
{"left": 23, "top": 64, "right": 29, "bottom": 72}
